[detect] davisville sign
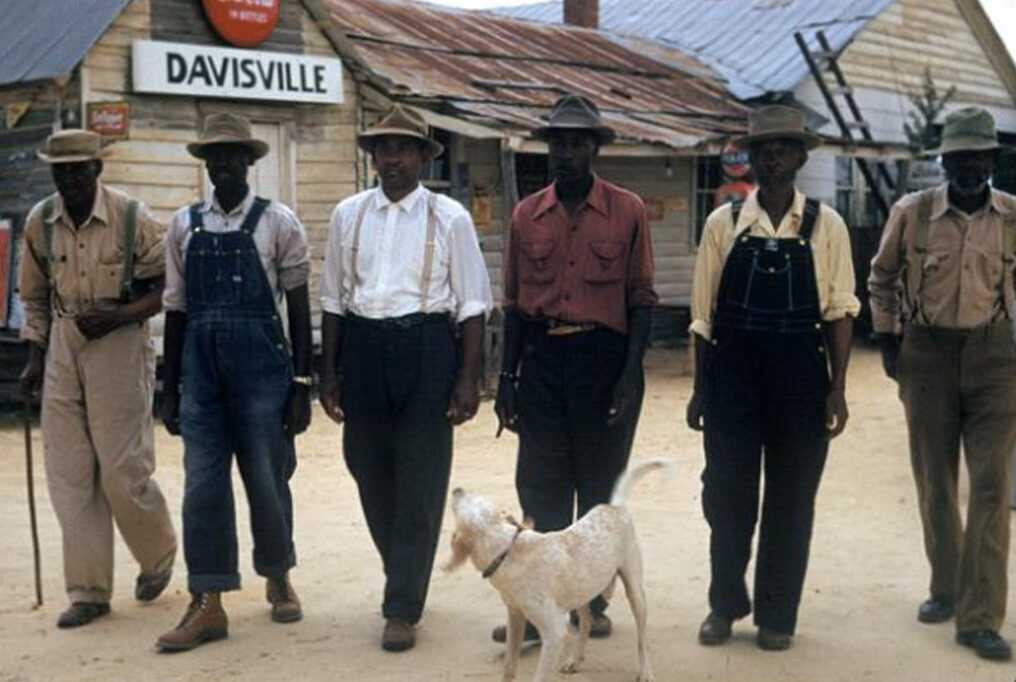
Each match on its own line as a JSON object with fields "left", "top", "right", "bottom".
{"left": 132, "top": 40, "right": 343, "bottom": 104}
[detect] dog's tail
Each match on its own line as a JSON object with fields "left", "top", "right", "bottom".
{"left": 609, "top": 458, "right": 673, "bottom": 508}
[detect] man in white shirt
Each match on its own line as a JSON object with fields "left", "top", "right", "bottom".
{"left": 319, "top": 105, "right": 493, "bottom": 652}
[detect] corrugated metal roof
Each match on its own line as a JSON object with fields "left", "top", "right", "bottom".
{"left": 492, "top": 0, "right": 897, "bottom": 99}
{"left": 317, "top": 0, "right": 749, "bottom": 150}
{"left": 0, "top": 0, "right": 130, "bottom": 87}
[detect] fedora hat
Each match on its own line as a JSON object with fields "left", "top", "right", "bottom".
{"left": 532, "top": 94, "right": 616, "bottom": 145}
{"left": 187, "top": 113, "right": 269, "bottom": 160}
{"left": 735, "top": 105, "right": 822, "bottom": 150}
{"left": 925, "top": 107, "right": 1008, "bottom": 156}
{"left": 357, "top": 105, "right": 444, "bottom": 158}
{"left": 37, "top": 129, "right": 110, "bottom": 164}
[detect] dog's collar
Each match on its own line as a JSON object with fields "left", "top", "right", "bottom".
{"left": 482, "top": 518, "right": 525, "bottom": 580}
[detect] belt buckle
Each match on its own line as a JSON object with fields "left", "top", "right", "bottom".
{"left": 546, "top": 322, "right": 584, "bottom": 336}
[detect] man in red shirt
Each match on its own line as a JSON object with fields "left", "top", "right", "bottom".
{"left": 493, "top": 94, "right": 657, "bottom": 641}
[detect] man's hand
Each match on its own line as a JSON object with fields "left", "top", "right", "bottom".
{"left": 18, "top": 348, "right": 45, "bottom": 402}
{"left": 825, "top": 387, "right": 849, "bottom": 439}
{"left": 284, "top": 384, "right": 312, "bottom": 436}
{"left": 76, "top": 308, "right": 127, "bottom": 340}
{"left": 876, "top": 333, "right": 902, "bottom": 380}
{"left": 494, "top": 375, "right": 519, "bottom": 435}
{"left": 160, "top": 389, "right": 181, "bottom": 436}
{"left": 319, "top": 376, "right": 344, "bottom": 425}
{"left": 607, "top": 362, "right": 641, "bottom": 426}
{"left": 686, "top": 391, "right": 705, "bottom": 431}
{"left": 447, "top": 375, "right": 479, "bottom": 426}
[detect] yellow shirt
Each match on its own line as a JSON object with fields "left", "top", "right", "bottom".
{"left": 18, "top": 183, "right": 165, "bottom": 347}
{"left": 690, "top": 189, "right": 860, "bottom": 341}
{"left": 868, "top": 184, "right": 1016, "bottom": 333}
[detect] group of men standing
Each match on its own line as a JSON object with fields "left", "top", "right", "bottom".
{"left": 16, "top": 94, "right": 1016, "bottom": 663}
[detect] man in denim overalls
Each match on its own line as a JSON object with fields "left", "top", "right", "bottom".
{"left": 156, "top": 113, "right": 313, "bottom": 652}
{"left": 688, "top": 106, "right": 859, "bottom": 651}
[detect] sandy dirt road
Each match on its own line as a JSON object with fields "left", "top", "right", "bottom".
{"left": 0, "top": 346, "right": 1014, "bottom": 682}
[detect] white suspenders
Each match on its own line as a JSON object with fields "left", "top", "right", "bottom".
{"left": 346, "top": 190, "right": 440, "bottom": 312}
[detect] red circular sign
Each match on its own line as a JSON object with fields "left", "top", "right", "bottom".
{"left": 720, "top": 142, "right": 751, "bottom": 179}
{"left": 202, "top": 0, "right": 280, "bottom": 48}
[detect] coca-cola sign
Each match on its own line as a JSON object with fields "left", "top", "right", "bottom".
{"left": 202, "top": 0, "right": 280, "bottom": 48}
{"left": 87, "top": 102, "right": 130, "bottom": 139}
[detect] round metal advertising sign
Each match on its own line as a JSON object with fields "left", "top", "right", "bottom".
{"left": 202, "top": 0, "right": 281, "bottom": 48}
{"left": 720, "top": 142, "right": 751, "bottom": 179}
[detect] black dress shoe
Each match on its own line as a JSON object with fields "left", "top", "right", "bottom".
{"left": 917, "top": 596, "right": 954, "bottom": 624}
{"left": 757, "top": 627, "right": 793, "bottom": 651}
{"left": 57, "top": 602, "right": 111, "bottom": 629}
{"left": 381, "top": 618, "right": 416, "bottom": 652}
{"left": 491, "top": 621, "right": 541, "bottom": 643}
{"left": 956, "top": 630, "right": 1013, "bottom": 661}
{"left": 698, "top": 612, "right": 732, "bottom": 646}
{"left": 568, "top": 610, "right": 613, "bottom": 638}
{"left": 135, "top": 568, "right": 173, "bottom": 602}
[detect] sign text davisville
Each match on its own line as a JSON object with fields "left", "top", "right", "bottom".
{"left": 132, "top": 40, "right": 343, "bottom": 104}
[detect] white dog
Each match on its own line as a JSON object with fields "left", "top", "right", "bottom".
{"left": 444, "top": 459, "right": 669, "bottom": 682}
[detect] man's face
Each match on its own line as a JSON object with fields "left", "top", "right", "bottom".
{"left": 372, "top": 136, "right": 429, "bottom": 196}
{"left": 942, "top": 149, "right": 996, "bottom": 198}
{"left": 203, "top": 143, "right": 252, "bottom": 193}
{"left": 749, "top": 139, "right": 807, "bottom": 189}
{"left": 51, "top": 160, "right": 101, "bottom": 208}
{"left": 547, "top": 130, "right": 598, "bottom": 184}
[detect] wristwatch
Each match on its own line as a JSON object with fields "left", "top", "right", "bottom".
{"left": 292, "top": 375, "right": 313, "bottom": 386}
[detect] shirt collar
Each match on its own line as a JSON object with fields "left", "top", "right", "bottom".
{"left": 735, "top": 188, "right": 805, "bottom": 234}
{"left": 532, "top": 175, "right": 609, "bottom": 219}
{"left": 934, "top": 183, "right": 1012, "bottom": 219}
{"left": 203, "top": 190, "right": 255, "bottom": 217}
{"left": 47, "top": 183, "right": 109, "bottom": 227}
{"left": 374, "top": 184, "right": 426, "bottom": 213}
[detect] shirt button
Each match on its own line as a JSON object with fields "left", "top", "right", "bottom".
{"left": 564, "top": 293, "right": 571, "bottom": 301}
{"left": 80, "top": 272, "right": 86, "bottom": 277}
{"left": 571, "top": 225, "right": 579, "bottom": 232}
{"left": 569, "top": 260, "right": 576, "bottom": 267}
{"left": 79, "top": 243, "right": 85, "bottom": 249}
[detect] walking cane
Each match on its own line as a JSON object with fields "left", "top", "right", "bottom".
{"left": 22, "top": 399, "right": 43, "bottom": 608}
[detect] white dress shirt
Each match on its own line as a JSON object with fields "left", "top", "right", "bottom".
{"left": 321, "top": 185, "right": 493, "bottom": 322}
{"left": 163, "top": 192, "right": 310, "bottom": 314}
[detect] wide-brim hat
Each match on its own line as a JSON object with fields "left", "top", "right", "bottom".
{"left": 357, "top": 105, "right": 444, "bottom": 158}
{"left": 925, "top": 106, "right": 1010, "bottom": 156}
{"left": 188, "top": 113, "right": 269, "bottom": 160}
{"left": 37, "top": 129, "right": 110, "bottom": 164}
{"left": 531, "top": 94, "right": 616, "bottom": 145}
{"left": 735, "top": 105, "right": 822, "bottom": 150}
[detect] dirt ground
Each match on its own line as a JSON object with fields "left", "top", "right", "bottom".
{"left": 1, "top": 345, "right": 1014, "bottom": 682}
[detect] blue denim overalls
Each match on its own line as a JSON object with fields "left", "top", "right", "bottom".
{"left": 701, "top": 197, "right": 832, "bottom": 636}
{"left": 179, "top": 197, "right": 296, "bottom": 594}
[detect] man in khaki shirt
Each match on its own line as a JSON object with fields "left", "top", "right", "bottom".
{"left": 18, "top": 130, "right": 177, "bottom": 629}
{"left": 869, "top": 107, "right": 1016, "bottom": 661}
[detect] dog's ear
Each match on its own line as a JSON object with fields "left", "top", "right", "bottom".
{"left": 442, "top": 530, "right": 473, "bottom": 573}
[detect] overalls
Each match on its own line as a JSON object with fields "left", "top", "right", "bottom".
{"left": 702, "top": 198, "right": 830, "bottom": 635}
{"left": 179, "top": 197, "right": 296, "bottom": 595}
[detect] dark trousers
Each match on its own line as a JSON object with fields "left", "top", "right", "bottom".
{"left": 341, "top": 315, "right": 457, "bottom": 624}
{"left": 180, "top": 317, "right": 297, "bottom": 594}
{"left": 702, "top": 330, "right": 829, "bottom": 635}
{"left": 516, "top": 327, "right": 641, "bottom": 614}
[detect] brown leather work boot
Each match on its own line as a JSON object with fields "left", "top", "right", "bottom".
{"left": 266, "top": 574, "right": 303, "bottom": 623}
{"left": 156, "top": 592, "right": 228, "bottom": 652}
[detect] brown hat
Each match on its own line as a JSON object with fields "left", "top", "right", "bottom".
{"left": 357, "top": 105, "right": 444, "bottom": 157}
{"left": 37, "top": 129, "right": 110, "bottom": 164}
{"left": 735, "top": 105, "right": 822, "bottom": 150}
{"left": 187, "top": 113, "right": 269, "bottom": 160}
{"left": 531, "top": 94, "right": 616, "bottom": 145}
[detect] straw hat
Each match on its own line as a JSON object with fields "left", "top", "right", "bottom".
{"left": 357, "top": 105, "right": 444, "bottom": 157}
{"left": 531, "top": 94, "right": 616, "bottom": 145}
{"left": 735, "top": 105, "right": 822, "bottom": 150}
{"left": 37, "top": 130, "right": 110, "bottom": 164}
{"left": 925, "top": 107, "right": 1008, "bottom": 156}
{"left": 187, "top": 113, "right": 269, "bottom": 160}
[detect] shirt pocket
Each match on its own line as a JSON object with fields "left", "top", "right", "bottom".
{"left": 584, "top": 239, "right": 626, "bottom": 284}
{"left": 519, "top": 239, "right": 558, "bottom": 285}
{"left": 99, "top": 228, "right": 125, "bottom": 265}
{"left": 95, "top": 262, "right": 125, "bottom": 300}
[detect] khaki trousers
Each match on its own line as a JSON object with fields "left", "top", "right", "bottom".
{"left": 898, "top": 322, "right": 1016, "bottom": 632}
{"left": 41, "top": 317, "right": 176, "bottom": 604}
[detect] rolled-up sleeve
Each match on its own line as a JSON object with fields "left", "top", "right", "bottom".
{"left": 162, "top": 209, "right": 188, "bottom": 313}
{"left": 627, "top": 200, "right": 658, "bottom": 308}
{"left": 448, "top": 210, "right": 493, "bottom": 322}
{"left": 689, "top": 209, "right": 726, "bottom": 341}
{"left": 867, "top": 200, "right": 907, "bottom": 334}
{"left": 320, "top": 202, "right": 346, "bottom": 316}
{"left": 274, "top": 206, "right": 310, "bottom": 291}
{"left": 18, "top": 206, "right": 52, "bottom": 347}
{"left": 133, "top": 206, "right": 166, "bottom": 281}
{"left": 820, "top": 209, "right": 861, "bottom": 322}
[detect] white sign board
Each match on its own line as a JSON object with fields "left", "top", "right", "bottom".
{"left": 132, "top": 40, "right": 343, "bottom": 104}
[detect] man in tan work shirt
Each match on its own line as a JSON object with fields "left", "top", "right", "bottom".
{"left": 869, "top": 107, "right": 1016, "bottom": 661}
{"left": 18, "top": 130, "right": 177, "bottom": 629}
